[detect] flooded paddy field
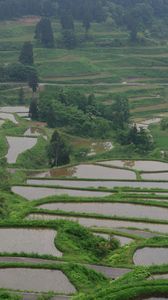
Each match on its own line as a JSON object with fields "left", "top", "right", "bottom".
{"left": 98, "top": 160, "right": 168, "bottom": 172}
{"left": 0, "top": 228, "right": 62, "bottom": 257}
{"left": 142, "top": 173, "right": 168, "bottom": 180}
{"left": 27, "top": 178, "right": 168, "bottom": 190}
{"left": 0, "top": 268, "right": 76, "bottom": 293}
{"left": 27, "top": 214, "right": 168, "bottom": 234}
{"left": 0, "top": 112, "right": 17, "bottom": 124}
{"left": 38, "top": 202, "right": 168, "bottom": 221}
{"left": 6, "top": 136, "right": 37, "bottom": 163}
{"left": 133, "top": 247, "right": 168, "bottom": 265}
{"left": 33, "top": 164, "right": 136, "bottom": 179}
{"left": 0, "top": 106, "right": 29, "bottom": 113}
{"left": 12, "top": 186, "right": 111, "bottom": 200}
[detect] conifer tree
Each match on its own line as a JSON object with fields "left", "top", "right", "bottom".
{"left": 19, "top": 42, "right": 34, "bottom": 65}
{"left": 35, "top": 17, "right": 54, "bottom": 48}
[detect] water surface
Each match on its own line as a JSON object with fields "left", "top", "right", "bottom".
{"left": 0, "top": 106, "right": 29, "bottom": 113}
{"left": 6, "top": 136, "right": 37, "bottom": 163}
{"left": 98, "top": 160, "right": 168, "bottom": 172}
{"left": 27, "top": 179, "right": 168, "bottom": 190}
{"left": 133, "top": 247, "right": 168, "bottom": 265}
{"left": 142, "top": 173, "right": 168, "bottom": 180}
{"left": 0, "top": 228, "right": 62, "bottom": 256}
{"left": 27, "top": 214, "right": 168, "bottom": 234}
{"left": 0, "top": 268, "right": 76, "bottom": 293}
{"left": 33, "top": 164, "right": 136, "bottom": 179}
{"left": 12, "top": 186, "right": 111, "bottom": 200}
{"left": 0, "top": 113, "right": 17, "bottom": 124}
{"left": 39, "top": 202, "right": 168, "bottom": 221}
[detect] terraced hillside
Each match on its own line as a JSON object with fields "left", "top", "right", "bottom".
{"left": 0, "top": 6, "right": 168, "bottom": 300}
{"left": 0, "top": 105, "right": 167, "bottom": 299}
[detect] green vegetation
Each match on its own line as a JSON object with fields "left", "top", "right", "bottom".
{"left": 0, "top": 1, "right": 168, "bottom": 299}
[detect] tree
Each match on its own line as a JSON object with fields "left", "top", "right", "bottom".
{"left": 29, "top": 97, "right": 38, "bottom": 120}
{"left": 28, "top": 70, "right": 38, "bottom": 92}
{"left": 18, "top": 87, "right": 25, "bottom": 104}
{"left": 124, "top": 3, "right": 153, "bottom": 42}
{"left": 60, "top": 10, "right": 74, "bottom": 30}
{"left": 35, "top": 17, "right": 54, "bottom": 48}
{"left": 19, "top": 42, "right": 34, "bottom": 65}
{"left": 111, "top": 96, "right": 130, "bottom": 129}
{"left": 48, "top": 130, "right": 70, "bottom": 167}
{"left": 62, "top": 29, "right": 77, "bottom": 49}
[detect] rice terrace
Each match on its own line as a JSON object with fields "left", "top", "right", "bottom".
{"left": 0, "top": 0, "right": 168, "bottom": 299}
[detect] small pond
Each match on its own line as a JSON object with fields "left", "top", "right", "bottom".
{"left": 0, "top": 228, "right": 62, "bottom": 257}
{"left": 33, "top": 164, "right": 136, "bottom": 179}
{"left": 27, "top": 214, "right": 168, "bottom": 234}
{"left": 133, "top": 247, "right": 168, "bottom": 265}
{"left": 6, "top": 136, "right": 37, "bottom": 163}
{"left": 98, "top": 160, "right": 168, "bottom": 172}
{"left": 38, "top": 202, "right": 168, "bottom": 221}
{"left": 12, "top": 186, "right": 111, "bottom": 200}
{"left": 0, "top": 268, "right": 76, "bottom": 293}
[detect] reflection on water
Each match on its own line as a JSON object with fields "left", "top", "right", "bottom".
{"left": 133, "top": 247, "right": 168, "bottom": 265}
{"left": 0, "top": 228, "right": 62, "bottom": 257}
{"left": 0, "top": 106, "right": 29, "bottom": 113}
{"left": 0, "top": 268, "right": 76, "bottom": 293}
{"left": 33, "top": 164, "right": 136, "bottom": 179}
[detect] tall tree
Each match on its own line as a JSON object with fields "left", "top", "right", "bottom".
{"left": 62, "top": 29, "right": 77, "bottom": 49}
{"left": 29, "top": 96, "right": 39, "bottom": 120}
{"left": 19, "top": 42, "right": 34, "bottom": 65}
{"left": 35, "top": 17, "right": 54, "bottom": 48}
{"left": 48, "top": 130, "right": 70, "bottom": 167}
{"left": 18, "top": 87, "right": 25, "bottom": 104}
{"left": 28, "top": 70, "right": 38, "bottom": 92}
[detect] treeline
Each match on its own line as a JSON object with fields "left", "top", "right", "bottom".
{"left": 1, "top": 0, "right": 168, "bottom": 41}
{"left": 0, "top": 0, "right": 104, "bottom": 22}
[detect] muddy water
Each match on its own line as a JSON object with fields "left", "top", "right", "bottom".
{"left": 0, "top": 106, "right": 29, "bottom": 113}
{"left": 27, "top": 179, "right": 168, "bottom": 189}
{"left": 6, "top": 136, "right": 37, "bottom": 163}
{"left": 133, "top": 247, "right": 168, "bottom": 265}
{"left": 38, "top": 202, "right": 168, "bottom": 221}
{"left": 142, "top": 173, "right": 168, "bottom": 180}
{"left": 0, "top": 113, "right": 17, "bottom": 124}
{"left": 98, "top": 160, "right": 168, "bottom": 172}
{"left": 27, "top": 214, "right": 168, "bottom": 234}
{"left": 0, "top": 228, "right": 62, "bottom": 257}
{"left": 33, "top": 164, "right": 136, "bottom": 179}
{"left": 12, "top": 186, "right": 111, "bottom": 200}
{"left": 0, "top": 268, "right": 76, "bottom": 293}
{"left": 24, "top": 128, "right": 41, "bottom": 137}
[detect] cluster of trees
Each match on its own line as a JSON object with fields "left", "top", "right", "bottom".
{"left": 29, "top": 87, "right": 131, "bottom": 139}
{"left": 0, "top": 41, "right": 38, "bottom": 91}
{"left": 117, "top": 124, "right": 153, "bottom": 153}
{"left": 160, "top": 118, "right": 168, "bottom": 131}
